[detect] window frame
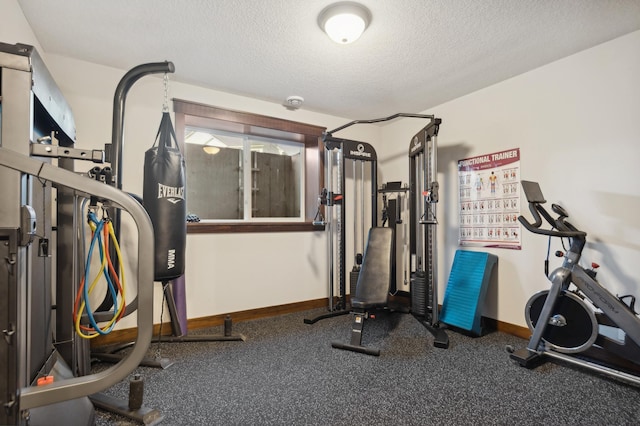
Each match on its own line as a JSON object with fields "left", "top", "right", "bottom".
{"left": 173, "top": 99, "right": 326, "bottom": 233}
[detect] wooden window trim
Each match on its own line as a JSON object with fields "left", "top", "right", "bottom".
{"left": 173, "top": 99, "right": 326, "bottom": 234}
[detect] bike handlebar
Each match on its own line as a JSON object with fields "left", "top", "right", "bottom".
{"left": 518, "top": 181, "right": 587, "bottom": 239}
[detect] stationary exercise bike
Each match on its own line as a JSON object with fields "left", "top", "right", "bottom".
{"left": 509, "top": 181, "right": 640, "bottom": 386}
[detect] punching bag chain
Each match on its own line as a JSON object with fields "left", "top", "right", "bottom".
{"left": 162, "top": 73, "right": 169, "bottom": 112}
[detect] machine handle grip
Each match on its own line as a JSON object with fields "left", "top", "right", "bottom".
{"left": 518, "top": 202, "right": 586, "bottom": 238}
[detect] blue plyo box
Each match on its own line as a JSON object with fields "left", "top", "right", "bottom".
{"left": 440, "top": 250, "right": 498, "bottom": 335}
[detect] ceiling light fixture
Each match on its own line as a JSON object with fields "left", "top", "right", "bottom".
{"left": 318, "top": 2, "right": 371, "bottom": 44}
{"left": 202, "top": 145, "right": 220, "bottom": 155}
{"left": 202, "top": 135, "right": 226, "bottom": 155}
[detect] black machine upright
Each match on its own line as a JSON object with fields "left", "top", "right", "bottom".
{"left": 305, "top": 130, "right": 378, "bottom": 323}
{"left": 408, "top": 118, "right": 449, "bottom": 348}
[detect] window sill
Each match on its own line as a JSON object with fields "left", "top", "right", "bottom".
{"left": 187, "top": 221, "right": 326, "bottom": 234}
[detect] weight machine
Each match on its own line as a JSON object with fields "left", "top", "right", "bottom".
{"left": 307, "top": 114, "right": 447, "bottom": 352}
{"left": 408, "top": 118, "right": 449, "bottom": 348}
{"left": 0, "top": 42, "right": 164, "bottom": 425}
{"left": 305, "top": 129, "right": 378, "bottom": 323}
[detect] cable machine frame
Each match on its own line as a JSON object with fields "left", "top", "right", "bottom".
{"left": 408, "top": 118, "right": 448, "bottom": 348}
{"left": 306, "top": 113, "right": 445, "bottom": 342}
{"left": 305, "top": 133, "right": 378, "bottom": 323}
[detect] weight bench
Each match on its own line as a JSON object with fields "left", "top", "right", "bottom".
{"left": 332, "top": 227, "right": 393, "bottom": 356}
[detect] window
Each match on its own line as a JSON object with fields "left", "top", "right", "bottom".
{"left": 173, "top": 99, "right": 325, "bottom": 233}
{"left": 184, "top": 127, "right": 304, "bottom": 220}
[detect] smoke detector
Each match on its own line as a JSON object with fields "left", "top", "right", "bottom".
{"left": 285, "top": 95, "right": 304, "bottom": 110}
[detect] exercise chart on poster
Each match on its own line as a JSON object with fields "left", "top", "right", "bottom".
{"left": 458, "top": 148, "right": 521, "bottom": 250}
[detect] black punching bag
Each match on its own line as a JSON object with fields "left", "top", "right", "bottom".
{"left": 143, "top": 112, "right": 186, "bottom": 281}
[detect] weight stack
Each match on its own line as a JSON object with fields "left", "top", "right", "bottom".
{"left": 350, "top": 266, "right": 360, "bottom": 298}
{"left": 411, "top": 271, "right": 427, "bottom": 317}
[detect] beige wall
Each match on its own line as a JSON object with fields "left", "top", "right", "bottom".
{"left": 378, "top": 30, "right": 640, "bottom": 327}
{"left": 0, "top": 0, "right": 42, "bottom": 51}
{"left": 4, "top": 0, "right": 639, "bottom": 331}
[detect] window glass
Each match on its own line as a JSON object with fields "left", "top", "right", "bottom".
{"left": 184, "top": 127, "right": 304, "bottom": 221}
{"left": 249, "top": 138, "right": 303, "bottom": 219}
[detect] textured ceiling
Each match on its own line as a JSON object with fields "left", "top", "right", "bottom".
{"left": 16, "top": 0, "right": 640, "bottom": 119}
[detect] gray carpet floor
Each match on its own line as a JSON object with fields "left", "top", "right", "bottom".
{"left": 93, "top": 308, "right": 640, "bottom": 425}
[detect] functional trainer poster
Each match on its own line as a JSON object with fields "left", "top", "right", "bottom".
{"left": 458, "top": 148, "right": 521, "bottom": 250}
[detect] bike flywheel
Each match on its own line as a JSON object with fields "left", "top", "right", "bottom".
{"left": 526, "top": 290, "right": 598, "bottom": 354}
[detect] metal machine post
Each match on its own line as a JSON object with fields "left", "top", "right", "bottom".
{"left": 304, "top": 134, "right": 378, "bottom": 324}
{"left": 408, "top": 118, "right": 448, "bottom": 348}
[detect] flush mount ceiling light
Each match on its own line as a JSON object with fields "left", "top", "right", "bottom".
{"left": 318, "top": 2, "right": 371, "bottom": 44}
{"left": 202, "top": 145, "right": 220, "bottom": 155}
{"left": 202, "top": 135, "right": 226, "bottom": 155}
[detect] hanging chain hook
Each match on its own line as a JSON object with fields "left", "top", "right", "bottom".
{"left": 163, "top": 73, "right": 169, "bottom": 112}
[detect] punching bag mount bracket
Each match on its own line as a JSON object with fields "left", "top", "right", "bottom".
{"left": 30, "top": 143, "right": 105, "bottom": 163}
